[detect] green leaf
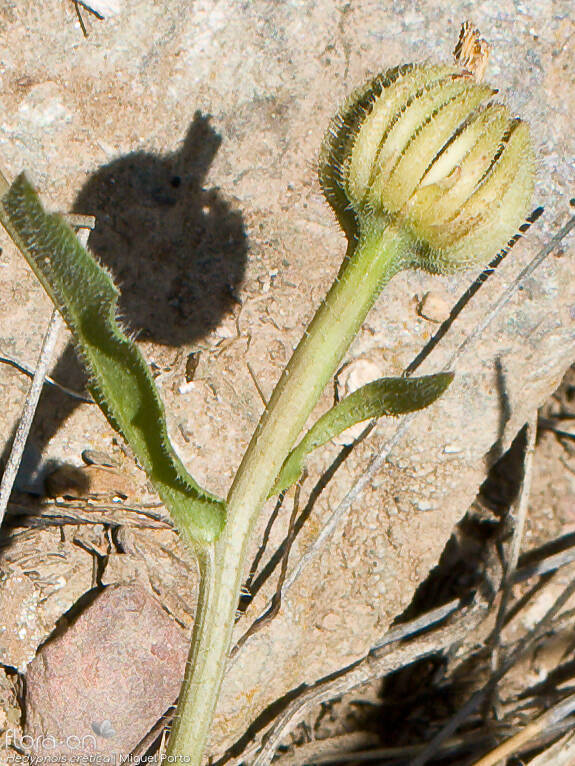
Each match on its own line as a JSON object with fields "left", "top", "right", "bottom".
{"left": 0, "top": 173, "right": 225, "bottom": 544}
{"left": 271, "top": 372, "right": 454, "bottom": 496}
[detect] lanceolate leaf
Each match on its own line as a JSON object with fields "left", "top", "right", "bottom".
{"left": 0, "top": 173, "right": 225, "bottom": 544}
{"left": 271, "top": 372, "right": 454, "bottom": 496}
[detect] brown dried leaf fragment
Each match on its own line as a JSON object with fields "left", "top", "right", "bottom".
{"left": 454, "top": 21, "right": 490, "bottom": 82}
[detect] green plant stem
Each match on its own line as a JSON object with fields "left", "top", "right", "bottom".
{"left": 166, "top": 220, "right": 409, "bottom": 763}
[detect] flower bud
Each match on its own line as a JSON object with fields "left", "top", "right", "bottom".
{"left": 320, "top": 61, "right": 535, "bottom": 272}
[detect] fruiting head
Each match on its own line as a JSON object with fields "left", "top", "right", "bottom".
{"left": 320, "top": 60, "right": 535, "bottom": 273}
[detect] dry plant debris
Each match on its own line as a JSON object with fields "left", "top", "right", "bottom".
{"left": 222, "top": 369, "right": 575, "bottom": 765}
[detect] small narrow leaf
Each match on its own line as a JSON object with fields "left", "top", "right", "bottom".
{"left": 271, "top": 372, "right": 454, "bottom": 496}
{"left": 0, "top": 173, "right": 225, "bottom": 544}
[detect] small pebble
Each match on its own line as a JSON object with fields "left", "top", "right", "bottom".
{"left": 178, "top": 381, "right": 196, "bottom": 395}
{"left": 417, "top": 291, "right": 451, "bottom": 323}
{"left": 185, "top": 351, "right": 200, "bottom": 382}
{"left": 81, "top": 449, "right": 116, "bottom": 467}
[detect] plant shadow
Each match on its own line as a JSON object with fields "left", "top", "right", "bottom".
{"left": 73, "top": 110, "right": 246, "bottom": 346}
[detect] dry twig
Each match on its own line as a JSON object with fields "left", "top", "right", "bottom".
{"left": 231, "top": 477, "right": 304, "bottom": 658}
{"left": 212, "top": 599, "right": 483, "bottom": 765}
{"left": 249, "top": 600, "right": 488, "bottom": 766}
{"left": 0, "top": 225, "right": 93, "bottom": 528}
{"left": 489, "top": 417, "right": 537, "bottom": 694}
{"left": 0, "top": 310, "right": 63, "bottom": 528}
{"left": 0, "top": 353, "right": 92, "bottom": 402}
{"left": 526, "top": 730, "right": 575, "bottom": 766}
{"left": 410, "top": 577, "right": 575, "bottom": 766}
{"left": 473, "top": 693, "right": 575, "bottom": 766}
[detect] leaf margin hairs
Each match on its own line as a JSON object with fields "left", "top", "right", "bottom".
{"left": 0, "top": 172, "right": 225, "bottom": 544}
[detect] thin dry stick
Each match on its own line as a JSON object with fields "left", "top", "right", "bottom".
{"left": 3, "top": 500, "right": 173, "bottom": 530}
{"left": 281, "top": 414, "right": 414, "bottom": 597}
{"left": 527, "top": 730, "right": 575, "bottom": 766}
{"left": 372, "top": 597, "right": 462, "bottom": 650}
{"left": 514, "top": 545, "right": 575, "bottom": 582}
{"left": 73, "top": 0, "right": 89, "bottom": 36}
{"left": 445, "top": 213, "right": 575, "bottom": 368}
{"left": 539, "top": 416, "right": 575, "bottom": 440}
{"left": 231, "top": 476, "right": 304, "bottom": 658}
{"left": 489, "top": 417, "right": 537, "bottom": 679}
{"left": 500, "top": 419, "right": 537, "bottom": 577}
{"left": 410, "top": 577, "right": 575, "bottom": 766}
{"left": 281, "top": 216, "right": 575, "bottom": 599}
{"left": 275, "top": 731, "right": 381, "bottom": 766}
{"left": 241, "top": 492, "right": 287, "bottom": 607}
{"left": 251, "top": 602, "right": 487, "bottom": 766}
{"left": 245, "top": 422, "right": 375, "bottom": 605}
{"left": 131, "top": 708, "right": 177, "bottom": 759}
{"left": 246, "top": 361, "right": 268, "bottom": 407}
{"left": 404, "top": 205, "right": 544, "bottom": 377}
{"left": 281, "top": 731, "right": 490, "bottom": 766}
{"left": 472, "top": 692, "right": 575, "bottom": 766}
{"left": 0, "top": 309, "right": 62, "bottom": 527}
{"left": 0, "top": 353, "right": 92, "bottom": 401}
{"left": 0, "top": 226, "right": 92, "bottom": 528}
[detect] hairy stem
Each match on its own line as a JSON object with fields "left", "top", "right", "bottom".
{"left": 166, "top": 221, "right": 409, "bottom": 762}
